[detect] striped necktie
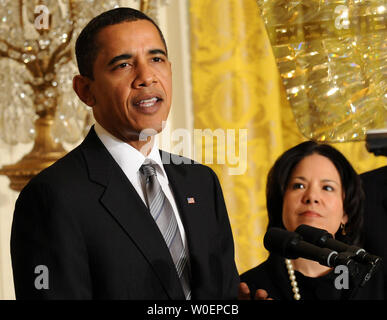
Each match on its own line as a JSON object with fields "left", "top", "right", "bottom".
{"left": 140, "top": 163, "right": 191, "bottom": 299}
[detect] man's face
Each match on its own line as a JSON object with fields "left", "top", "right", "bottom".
{"left": 88, "top": 20, "right": 172, "bottom": 142}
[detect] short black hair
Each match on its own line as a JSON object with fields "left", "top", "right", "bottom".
{"left": 75, "top": 7, "right": 167, "bottom": 79}
{"left": 266, "top": 141, "right": 364, "bottom": 246}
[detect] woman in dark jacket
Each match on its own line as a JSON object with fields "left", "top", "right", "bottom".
{"left": 240, "top": 141, "right": 384, "bottom": 300}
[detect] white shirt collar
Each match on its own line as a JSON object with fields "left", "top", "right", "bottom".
{"left": 94, "top": 122, "right": 167, "bottom": 179}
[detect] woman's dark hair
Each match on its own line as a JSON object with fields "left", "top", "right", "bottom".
{"left": 75, "top": 7, "right": 167, "bottom": 79}
{"left": 266, "top": 141, "right": 364, "bottom": 245}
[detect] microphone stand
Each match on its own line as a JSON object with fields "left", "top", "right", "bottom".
{"left": 337, "top": 251, "right": 382, "bottom": 300}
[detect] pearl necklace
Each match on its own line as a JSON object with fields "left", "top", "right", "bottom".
{"left": 285, "top": 259, "right": 301, "bottom": 300}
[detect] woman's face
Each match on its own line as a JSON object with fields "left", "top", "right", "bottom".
{"left": 282, "top": 153, "right": 348, "bottom": 236}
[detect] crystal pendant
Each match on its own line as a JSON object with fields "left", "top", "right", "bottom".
{"left": 257, "top": 0, "right": 387, "bottom": 142}
{"left": 0, "top": 0, "right": 122, "bottom": 146}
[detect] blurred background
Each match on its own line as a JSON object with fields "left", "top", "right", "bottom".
{"left": 0, "top": 0, "right": 385, "bottom": 299}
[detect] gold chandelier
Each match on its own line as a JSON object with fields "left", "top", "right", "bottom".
{"left": 257, "top": 0, "right": 387, "bottom": 142}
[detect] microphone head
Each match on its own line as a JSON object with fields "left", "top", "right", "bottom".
{"left": 295, "top": 224, "right": 333, "bottom": 247}
{"left": 264, "top": 228, "right": 302, "bottom": 259}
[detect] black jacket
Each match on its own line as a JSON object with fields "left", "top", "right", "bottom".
{"left": 11, "top": 127, "right": 239, "bottom": 300}
{"left": 240, "top": 254, "right": 384, "bottom": 300}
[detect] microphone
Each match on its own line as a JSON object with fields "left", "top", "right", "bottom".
{"left": 295, "top": 224, "right": 381, "bottom": 265}
{"left": 263, "top": 228, "right": 353, "bottom": 268}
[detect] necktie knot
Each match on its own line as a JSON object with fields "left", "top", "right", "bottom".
{"left": 140, "top": 163, "right": 157, "bottom": 180}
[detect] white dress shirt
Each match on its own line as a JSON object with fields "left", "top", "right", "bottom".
{"left": 94, "top": 122, "right": 188, "bottom": 247}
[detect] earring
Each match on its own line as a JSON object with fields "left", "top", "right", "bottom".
{"left": 340, "top": 223, "right": 346, "bottom": 236}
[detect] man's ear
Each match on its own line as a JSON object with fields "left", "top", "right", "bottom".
{"left": 73, "top": 75, "right": 96, "bottom": 107}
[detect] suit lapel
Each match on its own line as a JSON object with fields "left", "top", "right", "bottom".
{"left": 163, "top": 159, "right": 199, "bottom": 246}
{"left": 163, "top": 158, "right": 211, "bottom": 286}
{"left": 81, "top": 128, "right": 185, "bottom": 299}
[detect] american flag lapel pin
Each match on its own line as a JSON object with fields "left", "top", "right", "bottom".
{"left": 187, "top": 197, "right": 195, "bottom": 204}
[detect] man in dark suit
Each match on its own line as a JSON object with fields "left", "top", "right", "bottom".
{"left": 11, "top": 7, "right": 239, "bottom": 300}
{"left": 361, "top": 165, "right": 387, "bottom": 297}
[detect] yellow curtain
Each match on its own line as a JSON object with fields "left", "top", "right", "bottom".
{"left": 189, "top": 0, "right": 387, "bottom": 274}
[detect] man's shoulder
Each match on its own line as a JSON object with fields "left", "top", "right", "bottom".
{"left": 361, "top": 165, "right": 387, "bottom": 182}
{"left": 26, "top": 142, "right": 88, "bottom": 189}
{"left": 160, "top": 150, "right": 215, "bottom": 174}
{"left": 28, "top": 128, "right": 107, "bottom": 186}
